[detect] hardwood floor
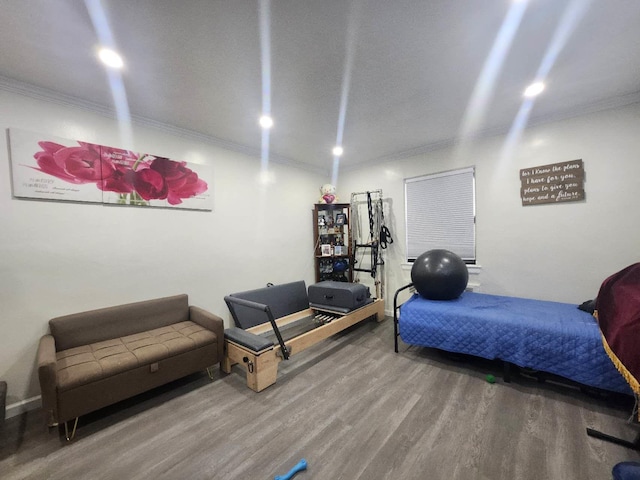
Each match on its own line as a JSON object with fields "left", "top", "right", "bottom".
{"left": 1, "top": 317, "right": 638, "bottom": 479}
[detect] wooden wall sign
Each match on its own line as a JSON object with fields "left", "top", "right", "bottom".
{"left": 520, "top": 159, "right": 585, "bottom": 206}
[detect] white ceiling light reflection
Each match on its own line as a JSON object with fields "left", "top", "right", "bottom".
{"left": 259, "top": 115, "right": 273, "bottom": 129}
{"left": 524, "top": 81, "right": 545, "bottom": 98}
{"left": 332, "top": 145, "right": 344, "bottom": 157}
{"left": 258, "top": 169, "right": 276, "bottom": 185}
{"left": 98, "top": 47, "right": 124, "bottom": 69}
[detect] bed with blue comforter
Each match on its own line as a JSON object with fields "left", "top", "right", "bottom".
{"left": 397, "top": 291, "right": 631, "bottom": 394}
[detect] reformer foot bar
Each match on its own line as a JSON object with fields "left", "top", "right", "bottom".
{"left": 222, "top": 297, "right": 385, "bottom": 392}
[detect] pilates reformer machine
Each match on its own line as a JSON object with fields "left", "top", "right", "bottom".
{"left": 222, "top": 281, "right": 385, "bottom": 392}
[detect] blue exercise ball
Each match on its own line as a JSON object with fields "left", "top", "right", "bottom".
{"left": 411, "top": 249, "right": 469, "bottom": 300}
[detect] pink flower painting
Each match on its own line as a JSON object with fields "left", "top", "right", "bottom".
{"left": 12, "top": 128, "right": 211, "bottom": 210}
{"left": 33, "top": 141, "right": 102, "bottom": 184}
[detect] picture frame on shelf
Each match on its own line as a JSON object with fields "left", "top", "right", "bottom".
{"left": 334, "top": 245, "right": 343, "bottom": 255}
{"left": 321, "top": 244, "right": 332, "bottom": 256}
{"left": 335, "top": 213, "right": 346, "bottom": 226}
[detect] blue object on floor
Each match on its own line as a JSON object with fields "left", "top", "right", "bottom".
{"left": 275, "top": 458, "right": 307, "bottom": 480}
{"left": 613, "top": 461, "right": 640, "bottom": 480}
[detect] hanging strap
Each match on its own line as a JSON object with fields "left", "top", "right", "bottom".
{"left": 367, "top": 192, "right": 378, "bottom": 278}
{"left": 378, "top": 197, "right": 394, "bottom": 249}
{"left": 380, "top": 226, "right": 394, "bottom": 249}
{"left": 367, "top": 192, "right": 375, "bottom": 239}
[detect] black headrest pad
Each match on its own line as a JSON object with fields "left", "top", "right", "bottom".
{"left": 227, "top": 281, "right": 309, "bottom": 329}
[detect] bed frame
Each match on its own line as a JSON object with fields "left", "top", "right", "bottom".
{"left": 223, "top": 281, "right": 385, "bottom": 392}
{"left": 393, "top": 283, "right": 631, "bottom": 395}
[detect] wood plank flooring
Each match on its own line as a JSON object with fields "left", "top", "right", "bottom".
{"left": 1, "top": 317, "right": 639, "bottom": 479}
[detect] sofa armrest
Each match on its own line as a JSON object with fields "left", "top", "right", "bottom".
{"left": 37, "top": 334, "right": 58, "bottom": 426}
{"left": 189, "top": 306, "right": 225, "bottom": 361}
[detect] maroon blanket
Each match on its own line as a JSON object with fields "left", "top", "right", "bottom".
{"left": 596, "top": 262, "right": 640, "bottom": 396}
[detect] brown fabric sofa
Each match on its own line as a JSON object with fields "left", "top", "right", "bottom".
{"left": 37, "top": 294, "right": 223, "bottom": 439}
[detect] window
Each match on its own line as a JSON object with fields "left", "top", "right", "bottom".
{"left": 404, "top": 166, "right": 475, "bottom": 263}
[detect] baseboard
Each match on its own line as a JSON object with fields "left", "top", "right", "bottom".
{"left": 6, "top": 395, "right": 41, "bottom": 419}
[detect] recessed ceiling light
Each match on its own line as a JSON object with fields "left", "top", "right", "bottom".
{"left": 259, "top": 115, "right": 273, "bottom": 129}
{"left": 98, "top": 47, "right": 124, "bottom": 69}
{"left": 332, "top": 146, "right": 344, "bottom": 157}
{"left": 524, "top": 82, "right": 545, "bottom": 98}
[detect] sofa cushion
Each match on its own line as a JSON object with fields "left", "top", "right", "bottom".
{"left": 50, "top": 294, "right": 190, "bottom": 351}
{"left": 56, "top": 321, "right": 216, "bottom": 391}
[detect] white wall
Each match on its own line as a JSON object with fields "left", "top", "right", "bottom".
{"left": 0, "top": 90, "right": 325, "bottom": 407}
{"left": 340, "top": 102, "right": 640, "bottom": 309}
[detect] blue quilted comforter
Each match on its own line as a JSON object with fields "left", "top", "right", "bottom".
{"left": 399, "top": 291, "right": 631, "bottom": 394}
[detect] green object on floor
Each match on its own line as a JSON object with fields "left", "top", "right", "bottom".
{"left": 485, "top": 374, "right": 496, "bottom": 384}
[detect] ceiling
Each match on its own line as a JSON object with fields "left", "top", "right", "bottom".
{"left": 1, "top": 0, "right": 639, "bottom": 174}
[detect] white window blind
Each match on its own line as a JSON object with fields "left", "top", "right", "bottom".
{"left": 405, "top": 167, "right": 475, "bottom": 262}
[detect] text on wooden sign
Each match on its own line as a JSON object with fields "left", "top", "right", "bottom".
{"left": 520, "top": 159, "right": 585, "bottom": 206}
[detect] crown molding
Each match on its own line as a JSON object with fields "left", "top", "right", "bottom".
{"left": 342, "top": 90, "right": 640, "bottom": 172}
{"left": 525, "top": 90, "right": 640, "bottom": 130}
{"left": 0, "top": 75, "right": 327, "bottom": 176}
{"left": 3, "top": 74, "right": 636, "bottom": 178}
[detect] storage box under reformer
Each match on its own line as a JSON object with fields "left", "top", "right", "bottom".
{"left": 308, "top": 281, "right": 372, "bottom": 313}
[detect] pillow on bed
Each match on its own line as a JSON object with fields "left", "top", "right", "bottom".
{"left": 578, "top": 299, "right": 596, "bottom": 314}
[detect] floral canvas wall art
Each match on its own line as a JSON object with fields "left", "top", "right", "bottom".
{"left": 99, "top": 146, "right": 211, "bottom": 209}
{"left": 9, "top": 129, "right": 104, "bottom": 203}
{"left": 8, "top": 128, "right": 212, "bottom": 211}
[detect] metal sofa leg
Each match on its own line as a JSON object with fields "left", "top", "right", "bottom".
{"left": 64, "top": 418, "right": 79, "bottom": 441}
{"left": 206, "top": 366, "right": 215, "bottom": 380}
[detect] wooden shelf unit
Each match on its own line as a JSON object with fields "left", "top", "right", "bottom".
{"left": 312, "top": 202, "right": 353, "bottom": 283}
